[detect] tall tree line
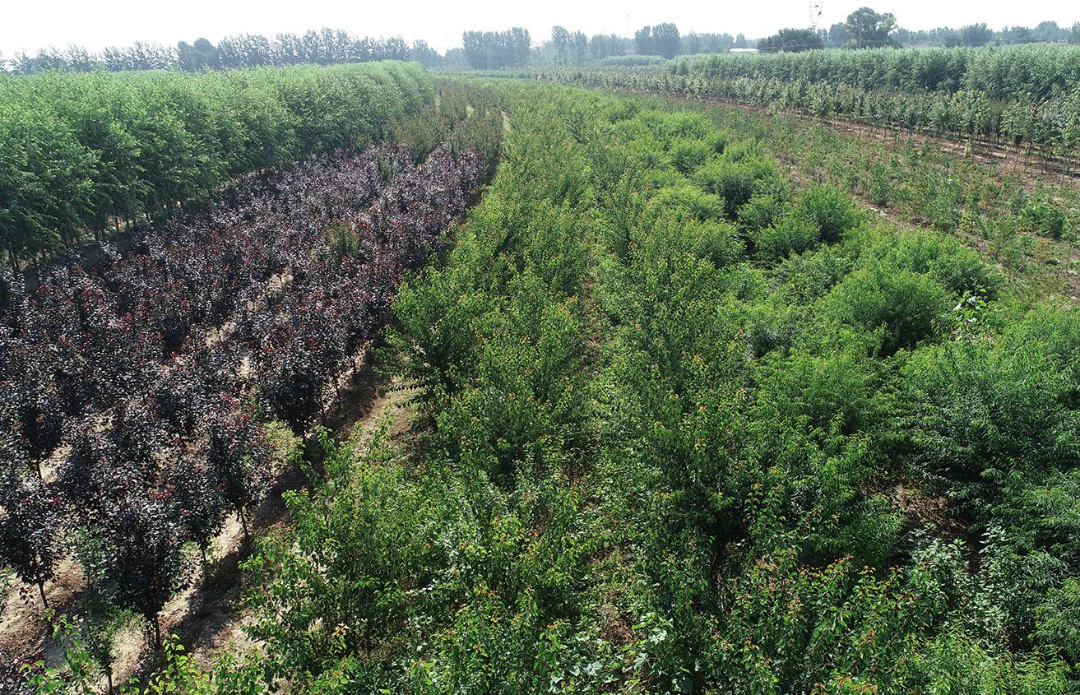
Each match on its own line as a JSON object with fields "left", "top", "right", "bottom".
{"left": 2, "top": 28, "right": 440, "bottom": 74}
{"left": 461, "top": 28, "right": 531, "bottom": 69}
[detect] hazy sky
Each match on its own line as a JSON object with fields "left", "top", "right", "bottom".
{"left": 2, "top": 0, "right": 1078, "bottom": 56}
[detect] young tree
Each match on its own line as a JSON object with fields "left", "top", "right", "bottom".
{"left": 202, "top": 403, "right": 272, "bottom": 537}
{"left": 77, "top": 594, "right": 136, "bottom": 695}
{"left": 0, "top": 470, "right": 65, "bottom": 607}
{"left": 168, "top": 454, "right": 228, "bottom": 571}
{"left": 102, "top": 493, "right": 188, "bottom": 649}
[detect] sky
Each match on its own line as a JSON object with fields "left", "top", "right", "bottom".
{"left": 2, "top": 0, "right": 1078, "bottom": 56}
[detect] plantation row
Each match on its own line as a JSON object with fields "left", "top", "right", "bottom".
{"left": 86, "top": 82, "right": 1080, "bottom": 693}
{"left": 2, "top": 144, "right": 406, "bottom": 456}
{"left": 673, "top": 45, "right": 1080, "bottom": 102}
{"left": 520, "top": 68, "right": 1080, "bottom": 158}
{"left": 0, "top": 61, "right": 431, "bottom": 266}
{"left": 0, "top": 134, "right": 484, "bottom": 661}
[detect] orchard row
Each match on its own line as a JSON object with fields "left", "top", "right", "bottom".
{"left": 0, "top": 61, "right": 431, "bottom": 266}
{"left": 0, "top": 139, "right": 482, "bottom": 647}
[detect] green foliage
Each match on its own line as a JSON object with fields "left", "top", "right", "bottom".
{"left": 0, "top": 62, "right": 432, "bottom": 265}
{"left": 824, "top": 265, "right": 951, "bottom": 355}
{"left": 244, "top": 438, "right": 455, "bottom": 683}
{"left": 133, "top": 81, "right": 1079, "bottom": 693}
{"left": 901, "top": 308, "right": 1080, "bottom": 505}
{"left": 757, "top": 28, "right": 826, "bottom": 53}
{"left": 1021, "top": 197, "right": 1070, "bottom": 240}
{"left": 694, "top": 153, "right": 778, "bottom": 219}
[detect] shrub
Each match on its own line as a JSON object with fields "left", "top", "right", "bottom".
{"left": 901, "top": 319, "right": 1080, "bottom": 506}
{"left": 666, "top": 137, "right": 713, "bottom": 174}
{"left": 790, "top": 186, "right": 863, "bottom": 245}
{"left": 756, "top": 215, "right": 823, "bottom": 261}
{"left": 651, "top": 184, "right": 724, "bottom": 222}
{"left": 687, "top": 220, "right": 743, "bottom": 268}
{"left": 825, "top": 266, "right": 951, "bottom": 355}
{"left": 1020, "top": 198, "right": 1069, "bottom": 239}
{"left": 736, "top": 192, "right": 787, "bottom": 233}
{"left": 869, "top": 229, "right": 1003, "bottom": 299}
{"left": 694, "top": 154, "right": 778, "bottom": 218}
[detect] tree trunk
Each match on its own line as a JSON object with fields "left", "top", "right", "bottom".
{"left": 38, "top": 580, "right": 48, "bottom": 609}
{"left": 153, "top": 615, "right": 162, "bottom": 650}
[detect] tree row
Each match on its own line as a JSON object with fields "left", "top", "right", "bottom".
{"left": 0, "top": 61, "right": 431, "bottom": 267}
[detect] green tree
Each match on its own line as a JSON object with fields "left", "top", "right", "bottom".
{"left": 845, "top": 7, "right": 899, "bottom": 48}
{"left": 635, "top": 26, "right": 655, "bottom": 55}
{"left": 653, "top": 22, "right": 682, "bottom": 59}
{"left": 960, "top": 23, "right": 994, "bottom": 47}
{"left": 758, "top": 28, "right": 825, "bottom": 53}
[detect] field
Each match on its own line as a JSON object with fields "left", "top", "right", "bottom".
{"left": 3, "top": 51, "right": 1080, "bottom": 694}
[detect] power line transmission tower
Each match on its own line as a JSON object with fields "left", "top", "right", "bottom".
{"left": 810, "top": 0, "right": 824, "bottom": 30}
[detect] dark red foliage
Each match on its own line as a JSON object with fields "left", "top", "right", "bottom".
{"left": 1, "top": 141, "right": 483, "bottom": 631}
{"left": 0, "top": 469, "right": 65, "bottom": 603}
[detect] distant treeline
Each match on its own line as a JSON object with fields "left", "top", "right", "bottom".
{"left": 470, "top": 14, "right": 1080, "bottom": 70}
{"left": 0, "top": 28, "right": 446, "bottom": 74}
{"left": 3, "top": 12, "right": 1079, "bottom": 76}
{"left": 461, "top": 28, "right": 532, "bottom": 69}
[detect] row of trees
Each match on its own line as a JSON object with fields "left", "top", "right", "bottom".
{"left": 105, "top": 80, "right": 1080, "bottom": 693}
{"left": 0, "top": 61, "right": 431, "bottom": 267}
{"left": 760, "top": 6, "right": 898, "bottom": 52}
{"left": 461, "top": 28, "right": 531, "bottom": 69}
{"left": 674, "top": 43, "right": 1080, "bottom": 103}
{"left": 458, "top": 23, "right": 749, "bottom": 68}
{"left": 1, "top": 136, "right": 485, "bottom": 682}
{"left": 1, "top": 29, "right": 443, "bottom": 74}
{"left": 784, "top": 13, "right": 1079, "bottom": 51}
{"left": 896, "top": 19, "right": 1080, "bottom": 48}
{"left": 537, "top": 66, "right": 1080, "bottom": 159}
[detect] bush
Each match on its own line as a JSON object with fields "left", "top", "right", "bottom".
{"left": 825, "top": 266, "right": 951, "bottom": 355}
{"left": 1020, "top": 198, "right": 1069, "bottom": 239}
{"left": 687, "top": 220, "right": 743, "bottom": 268}
{"left": 901, "top": 319, "right": 1080, "bottom": 505}
{"left": 737, "top": 192, "right": 787, "bottom": 233}
{"left": 667, "top": 137, "right": 712, "bottom": 174}
{"left": 651, "top": 184, "right": 724, "bottom": 222}
{"left": 869, "top": 229, "right": 1003, "bottom": 299}
{"left": 694, "top": 155, "right": 778, "bottom": 218}
{"left": 756, "top": 214, "right": 823, "bottom": 260}
{"left": 790, "top": 185, "right": 863, "bottom": 245}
